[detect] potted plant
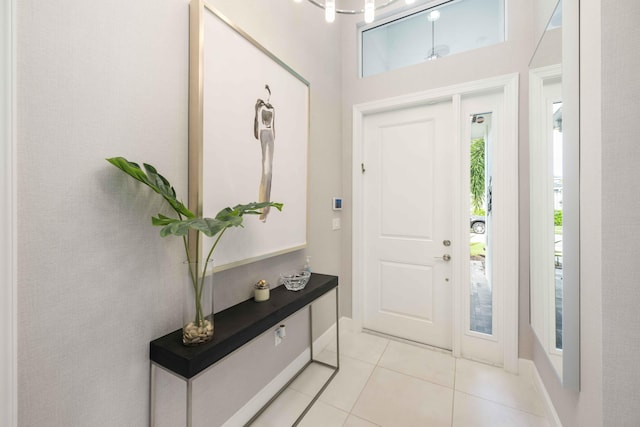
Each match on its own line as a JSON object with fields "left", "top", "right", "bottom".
{"left": 106, "top": 157, "right": 282, "bottom": 345}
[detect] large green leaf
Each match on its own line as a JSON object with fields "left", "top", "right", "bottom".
{"left": 154, "top": 202, "right": 283, "bottom": 238}
{"left": 154, "top": 217, "right": 223, "bottom": 237}
{"left": 215, "top": 201, "right": 283, "bottom": 221}
{"left": 151, "top": 213, "right": 177, "bottom": 226}
{"left": 108, "top": 157, "right": 284, "bottom": 244}
{"left": 106, "top": 157, "right": 194, "bottom": 219}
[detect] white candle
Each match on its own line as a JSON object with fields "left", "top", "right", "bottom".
{"left": 254, "top": 287, "right": 270, "bottom": 302}
{"left": 254, "top": 280, "right": 270, "bottom": 302}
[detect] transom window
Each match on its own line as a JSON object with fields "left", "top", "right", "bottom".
{"left": 361, "top": 0, "right": 506, "bottom": 77}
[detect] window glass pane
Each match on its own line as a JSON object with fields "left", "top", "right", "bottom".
{"left": 469, "top": 113, "right": 492, "bottom": 335}
{"left": 553, "top": 102, "right": 563, "bottom": 350}
{"left": 362, "top": 0, "right": 505, "bottom": 77}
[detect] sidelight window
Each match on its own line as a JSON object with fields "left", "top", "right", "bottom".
{"left": 469, "top": 112, "right": 493, "bottom": 335}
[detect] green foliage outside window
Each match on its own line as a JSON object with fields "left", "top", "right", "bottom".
{"left": 470, "top": 138, "right": 485, "bottom": 215}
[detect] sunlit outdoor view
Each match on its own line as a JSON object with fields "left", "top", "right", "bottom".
{"left": 469, "top": 113, "right": 492, "bottom": 335}
{"left": 553, "top": 102, "right": 563, "bottom": 350}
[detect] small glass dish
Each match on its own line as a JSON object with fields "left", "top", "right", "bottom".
{"left": 280, "top": 271, "right": 311, "bottom": 291}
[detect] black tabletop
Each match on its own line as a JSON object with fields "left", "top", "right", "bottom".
{"left": 150, "top": 273, "right": 338, "bottom": 379}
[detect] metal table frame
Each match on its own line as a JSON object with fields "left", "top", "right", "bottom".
{"left": 149, "top": 288, "right": 339, "bottom": 427}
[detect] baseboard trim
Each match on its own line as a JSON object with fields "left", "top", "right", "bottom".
{"left": 313, "top": 316, "right": 350, "bottom": 355}
{"left": 339, "top": 317, "right": 355, "bottom": 334}
{"left": 222, "top": 348, "right": 310, "bottom": 427}
{"left": 520, "top": 359, "right": 563, "bottom": 427}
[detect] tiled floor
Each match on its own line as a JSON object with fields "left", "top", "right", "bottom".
{"left": 252, "top": 330, "right": 549, "bottom": 427}
{"left": 470, "top": 259, "right": 492, "bottom": 334}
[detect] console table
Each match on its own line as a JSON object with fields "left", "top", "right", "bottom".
{"left": 149, "top": 273, "right": 339, "bottom": 427}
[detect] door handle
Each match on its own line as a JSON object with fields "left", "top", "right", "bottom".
{"left": 434, "top": 254, "right": 451, "bottom": 261}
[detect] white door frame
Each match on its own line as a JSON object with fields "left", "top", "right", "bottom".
{"left": 1, "top": 0, "right": 17, "bottom": 425}
{"left": 352, "top": 74, "right": 519, "bottom": 373}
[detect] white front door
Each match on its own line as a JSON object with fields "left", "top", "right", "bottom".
{"left": 362, "top": 101, "right": 453, "bottom": 349}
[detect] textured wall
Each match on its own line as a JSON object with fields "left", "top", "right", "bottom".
{"left": 601, "top": 0, "right": 640, "bottom": 424}
{"left": 1, "top": 0, "right": 16, "bottom": 425}
{"left": 17, "top": 1, "right": 190, "bottom": 425}
{"left": 16, "top": 0, "right": 341, "bottom": 425}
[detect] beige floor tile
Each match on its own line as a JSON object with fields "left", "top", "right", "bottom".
{"left": 317, "top": 351, "right": 376, "bottom": 412}
{"left": 378, "top": 340, "right": 456, "bottom": 388}
{"left": 326, "top": 331, "right": 389, "bottom": 365}
{"left": 453, "top": 391, "right": 550, "bottom": 427}
{"left": 289, "top": 362, "right": 335, "bottom": 397}
{"left": 351, "top": 367, "right": 454, "bottom": 427}
{"left": 299, "top": 400, "right": 349, "bottom": 427}
{"left": 313, "top": 348, "right": 340, "bottom": 365}
{"left": 250, "top": 388, "right": 311, "bottom": 427}
{"left": 343, "top": 415, "right": 381, "bottom": 427}
{"left": 286, "top": 333, "right": 551, "bottom": 427}
{"left": 313, "top": 347, "right": 340, "bottom": 366}
{"left": 455, "top": 358, "right": 546, "bottom": 417}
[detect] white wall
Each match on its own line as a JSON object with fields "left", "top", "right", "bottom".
{"left": 15, "top": 0, "right": 342, "bottom": 425}
{"left": 338, "top": 0, "right": 537, "bottom": 357}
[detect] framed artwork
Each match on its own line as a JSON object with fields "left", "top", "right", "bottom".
{"left": 189, "top": 0, "right": 309, "bottom": 271}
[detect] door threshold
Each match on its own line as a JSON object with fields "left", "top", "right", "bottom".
{"left": 361, "top": 328, "right": 453, "bottom": 355}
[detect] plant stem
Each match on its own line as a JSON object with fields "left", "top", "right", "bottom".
{"left": 197, "top": 232, "right": 203, "bottom": 325}
{"left": 193, "top": 227, "right": 228, "bottom": 326}
{"left": 184, "top": 235, "right": 197, "bottom": 292}
{"left": 182, "top": 235, "right": 191, "bottom": 264}
{"left": 203, "top": 227, "right": 228, "bottom": 275}
{"left": 184, "top": 227, "right": 222, "bottom": 328}
{"left": 178, "top": 211, "right": 199, "bottom": 324}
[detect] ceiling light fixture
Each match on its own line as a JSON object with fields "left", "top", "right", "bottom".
{"left": 300, "top": 0, "right": 416, "bottom": 24}
{"left": 426, "top": 9, "right": 441, "bottom": 61}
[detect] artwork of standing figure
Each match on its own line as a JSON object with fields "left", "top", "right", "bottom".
{"left": 254, "top": 84, "right": 276, "bottom": 222}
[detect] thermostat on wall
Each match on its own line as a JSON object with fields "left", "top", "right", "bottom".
{"left": 332, "top": 197, "right": 343, "bottom": 211}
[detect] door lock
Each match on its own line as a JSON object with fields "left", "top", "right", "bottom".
{"left": 434, "top": 254, "right": 451, "bottom": 261}
{"left": 443, "top": 240, "right": 451, "bottom": 247}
